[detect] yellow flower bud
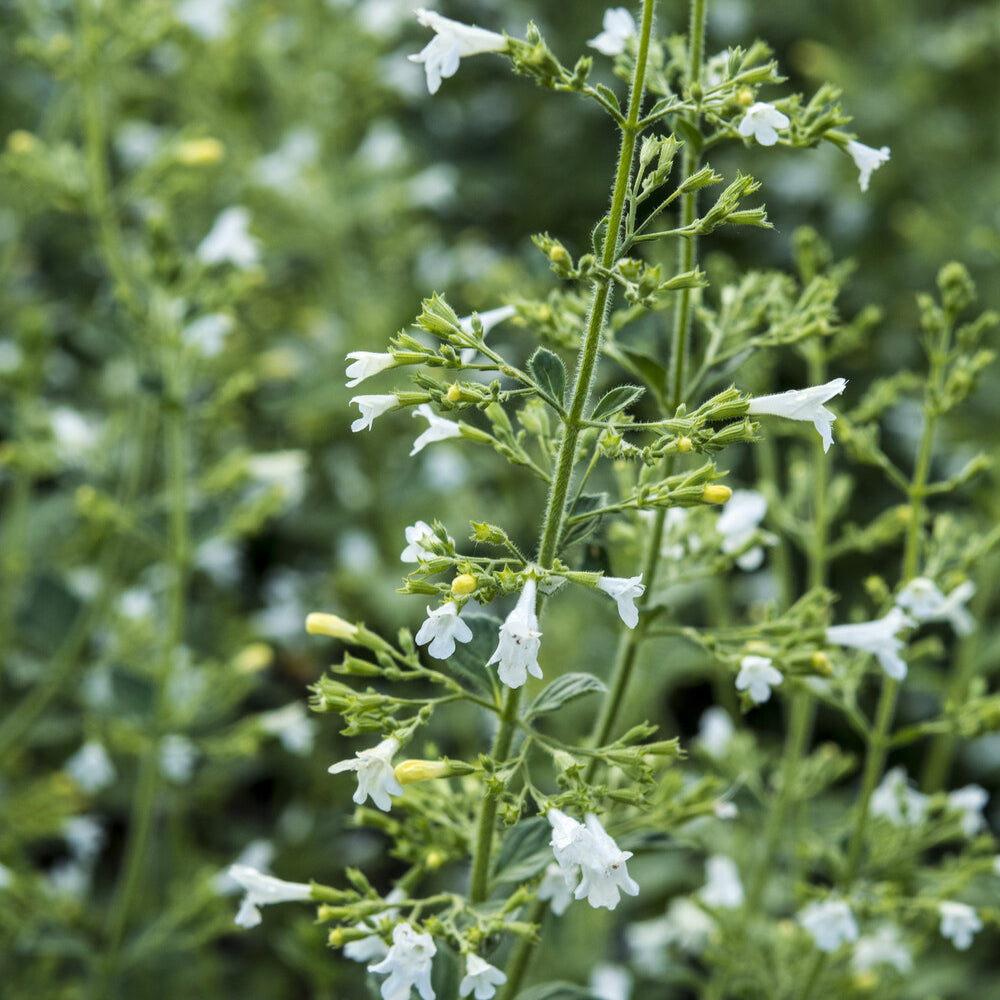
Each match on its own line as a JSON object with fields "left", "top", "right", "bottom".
{"left": 746, "top": 640, "right": 770, "bottom": 654}
{"left": 701, "top": 484, "right": 732, "bottom": 504}
{"left": 393, "top": 759, "right": 451, "bottom": 784}
{"left": 232, "top": 642, "right": 274, "bottom": 673}
{"left": 426, "top": 850, "right": 445, "bottom": 870}
{"left": 327, "top": 927, "right": 344, "bottom": 947}
{"left": 811, "top": 651, "right": 833, "bottom": 675}
{"left": 548, "top": 245, "right": 570, "bottom": 266}
{"left": 677, "top": 436, "right": 693, "bottom": 453}
{"left": 737, "top": 87, "right": 754, "bottom": 107}
{"left": 451, "top": 573, "right": 477, "bottom": 596}
{"left": 446, "top": 383, "right": 462, "bottom": 403}
{"left": 175, "top": 137, "right": 226, "bottom": 166}
{"left": 306, "top": 612, "right": 359, "bottom": 641}
{"left": 7, "top": 130, "right": 38, "bottom": 155}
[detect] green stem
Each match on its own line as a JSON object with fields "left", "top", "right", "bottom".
{"left": 797, "top": 952, "right": 828, "bottom": 1000}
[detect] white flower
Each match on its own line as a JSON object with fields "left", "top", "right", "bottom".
{"left": 851, "top": 925, "right": 913, "bottom": 975}
{"left": 537, "top": 861, "right": 573, "bottom": 915}
{"left": 346, "top": 352, "right": 396, "bottom": 388}
{"left": 213, "top": 840, "right": 275, "bottom": 895}
{"left": 947, "top": 784, "right": 989, "bottom": 837}
{"left": 411, "top": 404, "right": 463, "bottom": 456}
{"left": 589, "top": 963, "right": 632, "bottom": 1000}
{"left": 845, "top": 139, "right": 890, "bottom": 193}
{"left": 260, "top": 702, "right": 317, "bottom": 756}
{"left": 369, "top": 922, "right": 437, "bottom": 1000}
{"left": 196, "top": 206, "right": 261, "bottom": 268}
{"left": 587, "top": 7, "right": 637, "bottom": 56}
{"left": 735, "top": 655, "right": 783, "bottom": 704}
{"left": 487, "top": 578, "right": 543, "bottom": 688}
{"left": 826, "top": 607, "right": 913, "bottom": 680}
{"left": 896, "top": 577, "right": 975, "bottom": 636}
{"left": 748, "top": 378, "right": 847, "bottom": 453}
{"left": 716, "top": 490, "right": 772, "bottom": 570}
{"left": 350, "top": 394, "right": 397, "bottom": 432}
{"left": 400, "top": 520, "right": 452, "bottom": 563}
{"left": 798, "top": 899, "right": 859, "bottom": 953}
{"left": 697, "top": 707, "right": 735, "bottom": 758}
{"left": 409, "top": 8, "right": 507, "bottom": 95}
{"left": 546, "top": 809, "right": 639, "bottom": 911}
{"left": 64, "top": 741, "right": 116, "bottom": 793}
{"left": 159, "top": 734, "right": 198, "bottom": 784}
{"left": 328, "top": 736, "right": 404, "bottom": 811}
{"left": 459, "top": 954, "right": 507, "bottom": 999}
{"left": 343, "top": 888, "right": 405, "bottom": 964}
{"left": 662, "top": 898, "right": 715, "bottom": 953}
{"left": 0, "top": 862, "right": 11, "bottom": 890}
{"left": 228, "top": 865, "right": 312, "bottom": 928}
{"left": 699, "top": 855, "right": 744, "bottom": 909}
{"left": 176, "top": 0, "right": 236, "bottom": 40}
{"left": 64, "top": 816, "right": 105, "bottom": 865}
{"left": 596, "top": 574, "right": 645, "bottom": 628}
{"left": 458, "top": 304, "right": 517, "bottom": 363}
{"left": 182, "top": 312, "right": 234, "bottom": 357}
{"left": 870, "top": 767, "right": 928, "bottom": 826}
{"left": 51, "top": 406, "right": 99, "bottom": 461}
{"left": 714, "top": 800, "right": 739, "bottom": 820}
{"left": 938, "top": 901, "right": 982, "bottom": 951}
{"left": 626, "top": 916, "right": 673, "bottom": 975}
{"left": 737, "top": 102, "right": 790, "bottom": 147}
{"left": 248, "top": 450, "right": 308, "bottom": 507}
{"left": 415, "top": 601, "right": 474, "bottom": 659}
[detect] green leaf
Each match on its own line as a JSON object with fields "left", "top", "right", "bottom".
{"left": 562, "top": 492, "right": 608, "bottom": 548}
{"left": 591, "top": 215, "right": 609, "bottom": 257}
{"left": 516, "top": 984, "right": 601, "bottom": 1000}
{"left": 492, "top": 817, "right": 552, "bottom": 884}
{"left": 529, "top": 347, "right": 567, "bottom": 407}
{"left": 619, "top": 347, "right": 667, "bottom": 400}
{"left": 447, "top": 616, "right": 500, "bottom": 695}
{"left": 528, "top": 673, "right": 606, "bottom": 717}
{"left": 590, "top": 384, "right": 644, "bottom": 421}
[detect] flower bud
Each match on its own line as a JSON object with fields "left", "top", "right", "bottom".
{"left": 393, "top": 759, "right": 452, "bottom": 784}
{"left": 701, "top": 484, "right": 732, "bottom": 504}
{"left": 677, "top": 436, "right": 694, "bottom": 453}
{"left": 7, "top": 130, "right": 38, "bottom": 155}
{"left": 426, "top": 850, "right": 445, "bottom": 869}
{"left": 811, "top": 651, "right": 833, "bottom": 675}
{"left": 451, "top": 573, "right": 478, "bottom": 596}
{"left": 737, "top": 87, "right": 754, "bottom": 107}
{"left": 175, "top": 138, "right": 225, "bottom": 165}
{"left": 306, "top": 612, "right": 359, "bottom": 641}
{"left": 446, "top": 383, "right": 462, "bottom": 403}
{"left": 232, "top": 642, "right": 274, "bottom": 673}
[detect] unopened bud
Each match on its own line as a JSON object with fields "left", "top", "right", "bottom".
{"left": 446, "top": 383, "right": 462, "bottom": 403}
{"left": 548, "top": 245, "right": 571, "bottom": 267}
{"left": 426, "top": 850, "right": 445, "bottom": 869}
{"left": 394, "top": 759, "right": 451, "bottom": 784}
{"left": 737, "top": 87, "right": 754, "bottom": 107}
{"left": 451, "top": 574, "right": 477, "bottom": 596}
{"left": 232, "top": 642, "right": 274, "bottom": 673}
{"left": 175, "top": 137, "right": 225, "bottom": 165}
{"left": 701, "top": 484, "right": 732, "bottom": 504}
{"left": 677, "top": 436, "right": 693, "bottom": 453}
{"left": 306, "top": 613, "right": 359, "bottom": 641}
{"left": 811, "top": 651, "right": 833, "bottom": 675}
{"left": 7, "top": 130, "right": 38, "bottom": 155}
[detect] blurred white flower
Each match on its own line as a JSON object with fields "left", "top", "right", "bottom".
{"left": 328, "top": 736, "right": 404, "bottom": 811}
{"left": 213, "top": 840, "right": 275, "bottom": 895}
{"left": 254, "top": 128, "right": 319, "bottom": 192}
{"left": 415, "top": 601, "right": 474, "bottom": 659}
{"left": 410, "top": 8, "right": 507, "bottom": 95}
{"left": 845, "top": 139, "right": 890, "bottom": 192}
{"left": 798, "top": 899, "right": 859, "bottom": 953}
{"left": 663, "top": 898, "right": 715, "bottom": 953}
{"left": 487, "top": 578, "right": 543, "bottom": 689}
{"left": 411, "top": 404, "right": 462, "bottom": 456}
{"left": 748, "top": 378, "right": 847, "bottom": 453}
{"left": 228, "top": 865, "right": 312, "bottom": 929}
{"left": 159, "top": 734, "right": 198, "bottom": 784}
{"left": 851, "top": 925, "right": 913, "bottom": 974}
{"left": 248, "top": 450, "right": 308, "bottom": 507}
{"left": 356, "top": 120, "right": 409, "bottom": 171}
{"left": 260, "top": 702, "right": 317, "bottom": 756}
{"left": 587, "top": 8, "right": 637, "bottom": 56}
{"left": 350, "top": 394, "right": 397, "bottom": 432}
{"left": 626, "top": 915, "right": 673, "bottom": 975}
{"left": 114, "top": 121, "right": 164, "bottom": 168}
{"left": 50, "top": 406, "right": 99, "bottom": 461}
{"left": 182, "top": 312, "right": 234, "bottom": 357}
{"left": 176, "top": 0, "right": 236, "bottom": 40}
{"left": 699, "top": 855, "right": 744, "bottom": 909}
{"left": 197, "top": 207, "right": 260, "bottom": 268}
{"left": 716, "top": 490, "right": 772, "bottom": 570}
{"left": 588, "top": 963, "right": 632, "bottom": 1000}
{"left": 343, "top": 888, "right": 405, "bottom": 964}
{"left": 735, "top": 655, "right": 783, "bottom": 704}
{"left": 869, "top": 766, "right": 928, "bottom": 826}
{"left": 119, "top": 587, "right": 156, "bottom": 621}
{"left": 368, "top": 922, "right": 437, "bottom": 1000}
{"left": 346, "top": 352, "right": 395, "bottom": 388}
{"left": 826, "top": 607, "right": 913, "bottom": 680}
{"left": 64, "top": 815, "right": 105, "bottom": 865}
{"left": 737, "top": 102, "right": 790, "bottom": 147}
{"left": 195, "top": 537, "right": 241, "bottom": 586}
{"left": 537, "top": 861, "right": 573, "bottom": 915}
{"left": 0, "top": 862, "right": 11, "bottom": 889}
{"left": 47, "top": 860, "right": 90, "bottom": 898}
{"left": 697, "top": 707, "right": 735, "bottom": 757}
{"left": 459, "top": 954, "right": 507, "bottom": 1000}
{"left": 947, "top": 784, "right": 988, "bottom": 837}
{"left": 65, "top": 741, "right": 116, "bottom": 794}
{"left": 896, "top": 577, "right": 975, "bottom": 636}
{"left": 938, "top": 901, "right": 982, "bottom": 950}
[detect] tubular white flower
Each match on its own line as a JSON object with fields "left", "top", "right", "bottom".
{"left": 346, "top": 352, "right": 396, "bottom": 388}
{"left": 400, "top": 520, "right": 452, "bottom": 563}
{"left": 851, "top": 925, "right": 913, "bottom": 974}
{"left": 716, "top": 489, "right": 771, "bottom": 570}
{"left": 196, "top": 206, "right": 261, "bottom": 268}
{"left": 410, "top": 9, "right": 507, "bottom": 95}
{"left": 415, "top": 601, "right": 473, "bottom": 659}
{"left": 487, "top": 577, "right": 543, "bottom": 688}
{"left": 328, "top": 736, "right": 404, "bottom": 811}
{"left": 589, "top": 964, "right": 632, "bottom": 1000}
{"left": 826, "top": 607, "right": 913, "bottom": 680}
{"left": 699, "top": 855, "right": 744, "bottom": 909}
{"left": 458, "top": 304, "right": 517, "bottom": 337}
{"left": 735, "top": 655, "right": 783, "bottom": 704}
{"left": 411, "top": 404, "right": 463, "bottom": 456}
{"left": 748, "top": 378, "right": 847, "bottom": 453}
{"left": 737, "top": 102, "right": 790, "bottom": 147}
{"left": 798, "top": 899, "right": 859, "bottom": 953}
{"left": 947, "top": 784, "right": 988, "bottom": 837}
{"left": 846, "top": 139, "right": 890, "bottom": 192}
{"left": 227, "top": 865, "right": 312, "bottom": 928}
{"left": 350, "top": 394, "right": 397, "bottom": 433}
{"left": 368, "top": 922, "right": 437, "bottom": 1000}
{"left": 596, "top": 574, "right": 645, "bottom": 628}
{"left": 459, "top": 954, "right": 507, "bottom": 1000}
{"left": 537, "top": 861, "right": 573, "bottom": 915}
{"left": 869, "top": 766, "right": 928, "bottom": 826}
{"left": 587, "top": 7, "right": 637, "bottom": 56}
{"left": 938, "top": 901, "right": 982, "bottom": 951}
{"left": 896, "top": 577, "right": 975, "bottom": 636}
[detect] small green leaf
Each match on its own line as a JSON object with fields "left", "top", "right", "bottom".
{"left": 590, "top": 385, "right": 644, "bottom": 421}
{"left": 529, "top": 347, "right": 567, "bottom": 407}
{"left": 591, "top": 215, "right": 609, "bottom": 256}
{"left": 492, "top": 817, "right": 552, "bottom": 884}
{"left": 562, "top": 492, "right": 608, "bottom": 548}
{"left": 448, "top": 615, "right": 501, "bottom": 695}
{"left": 528, "top": 673, "right": 606, "bottom": 717}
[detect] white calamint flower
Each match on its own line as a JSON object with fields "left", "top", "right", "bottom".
{"left": 415, "top": 601, "right": 473, "bottom": 659}
{"left": 662, "top": 898, "right": 715, "bottom": 953}
{"left": 328, "top": 736, "right": 404, "bottom": 811}
{"left": 63, "top": 816, "right": 105, "bottom": 865}
{"left": 400, "top": 520, "right": 452, "bottom": 563}
{"left": 826, "top": 607, "right": 913, "bottom": 680}
{"left": 182, "top": 312, "right": 234, "bottom": 356}
{"left": 213, "top": 840, "right": 275, "bottom": 895}
{"left": 699, "top": 855, "right": 744, "bottom": 909}
{"left": 410, "top": 8, "right": 507, "bottom": 95}
{"left": 546, "top": 809, "right": 639, "bottom": 911}
{"left": 159, "top": 734, "right": 198, "bottom": 784}
{"left": 947, "top": 784, "right": 989, "bottom": 837}
{"left": 697, "top": 707, "right": 735, "bottom": 757}
{"left": 716, "top": 489, "right": 772, "bottom": 570}
{"left": 487, "top": 577, "right": 543, "bottom": 688}
{"left": 737, "top": 102, "right": 790, "bottom": 147}
{"left": 459, "top": 954, "right": 507, "bottom": 999}
{"left": 537, "top": 861, "right": 573, "bottom": 915}
{"left": 228, "top": 865, "right": 312, "bottom": 928}
{"left": 938, "top": 901, "right": 982, "bottom": 950}
{"left": 259, "top": 702, "right": 317, "bottom": 756}
{"left": 196, "top": 206, "right": 261, "bottom": 268}
{"left": 870, "top": 767, "right": 928, "bottom": 826}
{"left": 735, "top": 655, "right": 783, "bottom": 704}
{"left": 345, "top": 352, "right": 396, "bottom": 388}
{"left": 846, "top": 139, "right": 890, "bottom": 192}
{"left": 589, "top": 963, "right": 632, "bottom": 1000}
{"left": 748, "top": 378, "right": 847, "bottom": 453}
{"left": 798, "top": 899, "right": 859, "bottom": 953}
{"left": 587, "top": 7, "right": 637, "bottom": 56}
{"left": 350, "top": 394, "right": 397, "bottom": 433}
{"left": 596, "top": 574, "right": 645, "bottom": 628}
{"left": 65, "top": 741, "right": 116, "bottom": 793}
{"left": 896, "top": 577, "right": 975, "bottom": 636}
{"left": 851, "top": 925, "right": 913, "bottom": 975}
{"left": 459, "top": 304, "right": 517, "bottom": 337}
{"left": 411, "top": 404, "right": 463, "bottom": 456}
{"left": 368, "top": 922, "right": 437, "bottom": 1000}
